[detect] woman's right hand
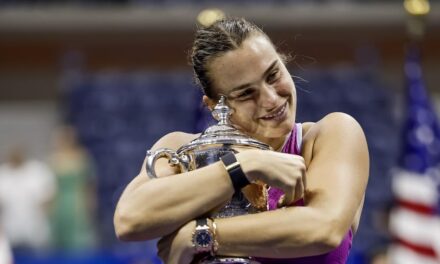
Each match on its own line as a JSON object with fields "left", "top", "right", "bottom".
{"left": 236, "top": 149, "right": 306, "bottom": 207}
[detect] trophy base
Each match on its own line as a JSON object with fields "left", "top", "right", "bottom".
{"left": 200, "top": 256, "right": 261, "bottom": 264}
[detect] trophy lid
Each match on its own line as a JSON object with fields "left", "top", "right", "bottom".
{"left": 177, "top": 96, "right": 271, "bottom": 153}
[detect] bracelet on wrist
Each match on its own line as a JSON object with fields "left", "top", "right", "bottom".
{"left": 209, "top": 218, "right": 219, "bottom": 256}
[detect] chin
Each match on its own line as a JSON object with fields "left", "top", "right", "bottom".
{"left": 280, "top": 110, "right": 296, "bottom": 130}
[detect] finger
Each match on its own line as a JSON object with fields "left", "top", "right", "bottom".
{"left": 293, "top": 179, "right": 304, "bottom": 203}
{"left": 281, "top": 183, "right": 296, "bottom": 207}
{"left": 292, "top": 157, "right": 306, "bottom": 204}
{"left": 302, "top": 170, "right": 307, "bottom": 203}
{"left": 277, "top": 194, "right": 285, "bottom": 208}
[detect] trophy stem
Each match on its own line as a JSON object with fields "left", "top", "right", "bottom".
{"left": 212, "top": 96, "right": 231, "bottom": 126}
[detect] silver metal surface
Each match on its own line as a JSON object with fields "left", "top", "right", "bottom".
{"left": 145, "top": 96, "right": 270, "bottom": 263}
{"left": 201, "top": 257, "right": 261, "bottom": 264}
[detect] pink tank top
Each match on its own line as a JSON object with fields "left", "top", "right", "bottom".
{"left": 256, "top": 123, "right": 353, "bottom": 264}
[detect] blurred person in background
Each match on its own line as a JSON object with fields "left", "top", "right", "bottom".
{"left": 0, "top": 228, "right": 13, "bottom": 264}
{"left": 0, "top": 145, "right": 56, "bottom": 254}
{"left": 49, "top": 125, "right": 97, "bottom": 251}
{"left": 114, "top": 18, "right": 369, "bottom": 263}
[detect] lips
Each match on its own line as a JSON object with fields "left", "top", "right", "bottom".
{"left": 260, "top": 102, "right": 287, "bottom": 120}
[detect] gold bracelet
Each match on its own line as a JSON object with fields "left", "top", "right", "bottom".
{"left": 209, "top": 218, "right": 219, "bottom": 256}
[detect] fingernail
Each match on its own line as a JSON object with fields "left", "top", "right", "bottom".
{"left": 277, "top": 196, "right": 285, "bottom": 207}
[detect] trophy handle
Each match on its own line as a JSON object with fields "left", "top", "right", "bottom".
{"left": 145, "top": 148, "right": 190, "bottom": 179}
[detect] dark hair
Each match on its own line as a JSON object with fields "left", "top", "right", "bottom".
{"left": 190, "top": 18, "right": 268, "bottom": 99}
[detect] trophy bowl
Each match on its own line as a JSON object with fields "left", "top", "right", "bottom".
{"left": 146, "top": 96, "right": 270, "bottom": 263}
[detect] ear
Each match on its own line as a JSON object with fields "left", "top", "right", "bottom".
{"left": 202, "top": 95, "right": 217, "bottom": 111}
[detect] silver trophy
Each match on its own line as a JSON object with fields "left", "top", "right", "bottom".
{"left": 146, "top": 96, "right": 271, "bottom": 263}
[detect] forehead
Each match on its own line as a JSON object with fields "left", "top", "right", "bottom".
{"left": 208, "top": 35, "right": 279, "bottom": 94}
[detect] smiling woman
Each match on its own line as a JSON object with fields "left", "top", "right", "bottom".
{"left": 114, "top": 17, "right": 369, "bottom": 264}
{"left": 203, "top": 34, "right": 296, "bottom": 148}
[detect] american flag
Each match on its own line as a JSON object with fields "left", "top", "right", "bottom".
{"left": 389, "top": 44, "right": 440, "bottom": 264}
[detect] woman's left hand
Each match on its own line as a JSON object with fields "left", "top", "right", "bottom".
{"left": 157, "top": 220, "right": 196, "bottom": 264}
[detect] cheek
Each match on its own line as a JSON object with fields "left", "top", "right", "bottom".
{"left": 276, "top": 77, "right": 295, "bottom": 96}
{"left": 230, "top": 104, "right": 257, "bottom": 126}
{"left": 276, "top": 81, "right": 296, "bottom": 97}
{"left": 276, "top": 77, "right": 297, "bottom": 115}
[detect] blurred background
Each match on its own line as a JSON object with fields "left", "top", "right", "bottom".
{"left": 0, "top": 0, "right": 439, "bottom": 263}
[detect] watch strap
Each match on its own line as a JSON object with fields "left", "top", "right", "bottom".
{"left": 196, "top": 218, "right": 208, "bottom": 227}
{"left": 220, "top": 152, "right": 250, "bottom": 192}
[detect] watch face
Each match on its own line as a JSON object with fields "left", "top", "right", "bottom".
{"left": 196, "top": 230, "right": 212, "bottom": 247}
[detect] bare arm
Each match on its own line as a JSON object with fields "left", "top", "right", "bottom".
{"left": 114, "top": 132, "right": 235, "bottom": 241}
{"left": 211, "top": 112, "right": 369, "bottom": 258}
{"left": 115, "top": 129, "right": 306, "bottom": 242}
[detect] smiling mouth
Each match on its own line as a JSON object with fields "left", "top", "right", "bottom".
{"left": 260, "top": 102, "right": 287, "bottom": 120}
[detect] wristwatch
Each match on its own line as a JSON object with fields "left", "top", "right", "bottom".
{"left": 192, "top": 218, "right": 214, "bottom": 254}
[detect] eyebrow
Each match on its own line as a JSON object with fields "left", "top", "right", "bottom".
{"left": 228, "top": 60, "right": 279, "bottom": 94}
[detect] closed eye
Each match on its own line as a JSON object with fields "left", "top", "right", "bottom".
{"left": 237, "top": 89, "right": 253, "bottom": 98}
{"left": 235, "top": 88, "right": 254, "bottom": 100}
{"left": 266, "top": 69, "right": 280, "bottom": 84}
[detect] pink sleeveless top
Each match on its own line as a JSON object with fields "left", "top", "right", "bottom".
{"left": 256, "top": 123, "right": 353, "bottom": 264}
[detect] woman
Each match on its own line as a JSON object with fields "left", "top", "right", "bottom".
{"left": 114, "top": 18, "right": 369, "bottom": 264}
{"left": 50, "top": 125, "right": 96, "bottom": 251}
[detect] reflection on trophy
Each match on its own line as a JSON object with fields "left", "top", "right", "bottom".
{"left": 145, "top": 96, "right": 270, "bottom": 263}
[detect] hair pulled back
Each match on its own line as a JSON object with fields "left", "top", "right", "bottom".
{"left": 190, "top": 18, "right": 267, "bottom": 99}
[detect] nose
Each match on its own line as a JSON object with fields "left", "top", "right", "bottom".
{"left": 259, "top": 84, "right": 279, "bottom": 110}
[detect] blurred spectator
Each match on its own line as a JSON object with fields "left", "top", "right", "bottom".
{"left": 49, "top": 125, "right": 97, "bottom": 251}
{"left": 0, "top": 228, "right": 13, "bottom": 264}
{"left": 0, "top": 146, "right": 56, "bottom": 253}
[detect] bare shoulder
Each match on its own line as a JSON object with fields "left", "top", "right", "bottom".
{"left": 301, "top": 113, "right": 367, "bottom": 164}
{"left": 151, "top": 131, "right": 201, "bottom": 151}
{"left": 315, "top": 112, "right": 365, "bottom": 142}
{"left": 319, "top": 112, "right": 361, "bottom": 129}
{"left": 304, "top": 112, "right": 364, "bottom": 140}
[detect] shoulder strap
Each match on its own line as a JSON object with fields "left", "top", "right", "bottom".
{"left": 295, "top": 123, "right": 303, "bottom": 155}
